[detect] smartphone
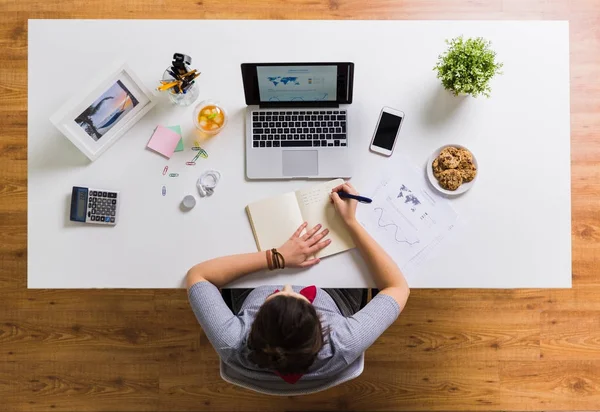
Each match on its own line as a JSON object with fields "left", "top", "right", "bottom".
{"left": 369, "top": 107, "right": 405, "bottom": 156}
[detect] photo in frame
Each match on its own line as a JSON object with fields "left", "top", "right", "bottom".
{"left": 50, "top": 63, "right": 156, "bottom": 161}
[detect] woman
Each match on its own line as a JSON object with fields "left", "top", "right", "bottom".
{"left": 187, "top": 182, "right": 410, "bottom": 395}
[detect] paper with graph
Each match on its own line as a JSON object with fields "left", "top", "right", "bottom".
{"left": 357, "top": 158, "right": 460, "bottom": 271}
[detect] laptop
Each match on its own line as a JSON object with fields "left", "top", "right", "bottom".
{"left": 241, "top": 62, "right": 354, "bottom": 179}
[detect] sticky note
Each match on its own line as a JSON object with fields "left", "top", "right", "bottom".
{"left": 168, "top": 125, "right": 184, "bottom": 152}
{"left": 147, "top": 125, "right": 181, "bottom": 159}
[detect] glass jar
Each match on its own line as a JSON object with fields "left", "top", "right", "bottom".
{"left": 193, "top": 100, "right": 227, "bottom": 137}
{"left": 162, "top": 67, "right": 199, "bottom": 107}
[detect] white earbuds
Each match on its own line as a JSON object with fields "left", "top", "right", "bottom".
{"left": 197, "top": 170, "right": 221, "bottom": 197}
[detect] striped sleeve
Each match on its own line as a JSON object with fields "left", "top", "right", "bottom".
{"left": 187, "top": 281, "right": 243, "bottom": 357}
{"left": 332, "top": 293, "right": 401, "bottom": 364}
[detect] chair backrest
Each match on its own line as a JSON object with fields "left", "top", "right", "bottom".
{"left": 219, "top": 354, "right": 365, "bottom": 396}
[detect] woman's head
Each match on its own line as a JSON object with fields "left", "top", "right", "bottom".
{"left": 247, "top": 285, "right": 325, "bottom": 374}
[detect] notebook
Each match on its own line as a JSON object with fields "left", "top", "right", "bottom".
{"left": 246, "top": 179, "right": 355, "bottom": 258}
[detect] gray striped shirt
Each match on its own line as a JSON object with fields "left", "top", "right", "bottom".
{"left": 188, "top": 282, "right": 400, "bottom": 395}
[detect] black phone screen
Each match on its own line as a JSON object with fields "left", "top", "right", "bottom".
{"left": 373, "top": 112, "right": 403, "bottom": 150}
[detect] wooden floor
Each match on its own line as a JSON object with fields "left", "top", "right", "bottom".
{"left": 1, "top": 0, "right": 599, "bottom": 411}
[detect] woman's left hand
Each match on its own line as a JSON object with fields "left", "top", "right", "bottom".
{"left": 277, "top": 222, "right": 331, "bottom": 268}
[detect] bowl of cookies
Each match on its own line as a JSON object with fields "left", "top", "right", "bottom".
{"left": 427, "top": 145, "right": 478, "bottom": 195}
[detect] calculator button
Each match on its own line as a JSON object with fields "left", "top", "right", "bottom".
{"left": 102, "top": 192, "right": 107, "bottom": 197}
{"left": 92, "top": 191, "right": 97, "bottom": 196}
{"left": 105, "top": 217, "right": 110, "bottom": 223}
{"left": 110, "top": 217, "right": 115, "bottom": 223}
{"left": 111, "top": 199, "right": 116, "bottom": 204}
{"left": 100, "top": 216, "right": 105, "bottom": 221}
{"left": 110, "top": 211, "right": 115, "bottom": 216}
{"left": 91, "top": 209, "right": 96, "bottom": 214}
{"left": 90, "top": 216, "right": 95, "bottom": 221}
{"left": 113, "top": 193, "right": 117, "bottom": 198}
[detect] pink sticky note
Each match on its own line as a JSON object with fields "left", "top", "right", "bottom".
{"left": 147, "top": 125, "right": 181, "bottom": 159}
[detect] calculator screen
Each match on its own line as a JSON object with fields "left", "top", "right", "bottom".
{"left": 77, "top": 191, "right": 87, "bottom": 220}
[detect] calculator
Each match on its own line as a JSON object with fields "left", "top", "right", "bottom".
{"left": 70, "top": 186, "right": 120, "bottom": 225}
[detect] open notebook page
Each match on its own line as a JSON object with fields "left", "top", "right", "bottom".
{"left": 246, "top": 192, "right": 304, "bottom": 251}
{"left": 295, "top": 179, "right": 355, "bottom": 258}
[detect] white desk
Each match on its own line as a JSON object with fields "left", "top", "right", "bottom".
{"left": 28, "top": 20, "right": 571, "bottom": 288}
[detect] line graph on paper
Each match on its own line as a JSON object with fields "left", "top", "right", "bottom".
{"left": 357, "top": 158, "right": 460, "bottom": 270}
{"left": 373, "top": 207, "right": 420, "bottom": 245}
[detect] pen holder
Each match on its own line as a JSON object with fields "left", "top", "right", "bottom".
{"left": 162, "top": 67, "right": 199, "bottom": 107}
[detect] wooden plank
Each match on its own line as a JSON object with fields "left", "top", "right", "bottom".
{"left": 0, "top": 361, "right": 158, "bottom": 412}
{"left": 499, "top": 361, "right": 600, "bottom": 410}
{"left": 541, "top": 311, "right": 600, "bottom": 360}
{"left": 376, "top": 309, "right": 540, "bottom": 362}
{"left": 0, "top": 289, "right": 156, "bottom": 312}
{"left": 406, "top": 289, "right": 548, "bottom": 311}
{"left": 0, "top": 310, "right": 200, "bottom": 363}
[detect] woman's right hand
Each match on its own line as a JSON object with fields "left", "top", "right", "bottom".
{"left": 330, "top": 182, "right": 359, "bottom": 226}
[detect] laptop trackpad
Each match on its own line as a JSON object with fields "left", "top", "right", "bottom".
{"left": 282, "top": 150, "right": 318, "bottom": 177}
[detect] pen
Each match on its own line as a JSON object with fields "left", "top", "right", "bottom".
{"left": 338, "top": 191, "right": 373, "bottom": 204}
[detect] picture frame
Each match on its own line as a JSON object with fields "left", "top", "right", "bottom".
{"left": 50, "top": 62, "right": 156, "bottom": 161}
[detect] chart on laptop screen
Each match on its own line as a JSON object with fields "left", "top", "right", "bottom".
{"left": 257, "top": 65, "right": 337, "bottom": 102}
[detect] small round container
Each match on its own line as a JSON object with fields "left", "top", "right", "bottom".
{"left": 193, "top": 100, "right": 227, "bottom": 137}
{"left": 182, "top": 195, "right": 196, "bottom": 209}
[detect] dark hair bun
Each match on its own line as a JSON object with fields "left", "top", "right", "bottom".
{"left": 264, "top": 346, "right": 287, "bottom": 367}
{"left": 247, "top": 295, "right": 325, "bottom": 374}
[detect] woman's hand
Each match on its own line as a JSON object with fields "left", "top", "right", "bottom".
{"left": 330, "top": 182, "right": 359, "bottom": 226}
{"left": 278, "top": 222, "right": 331, "bottom": 268}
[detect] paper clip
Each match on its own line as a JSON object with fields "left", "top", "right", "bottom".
{"left": 186, "top": 161, "right": 196, "bottom": 166}
{"left": 161, "top": 186, "right": 167, "bottom": 196}
{"left": 191, "top": 146, "right": 201, "bottom": 151}
{"left": 191, "top": 148, "right": 208, "bottom": 163}
{"left": 169, "top": 173, "right": 179, "bottom": 177}
{"left": 162, "top": 166, "right": 169, "bottom": 175}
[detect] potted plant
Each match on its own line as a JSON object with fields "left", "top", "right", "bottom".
{"left": 434, "top": 36, "right": 503, "bottom": 98}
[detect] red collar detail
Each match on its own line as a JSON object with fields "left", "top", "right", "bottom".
{"left": 269, "top": 285, "right": 317, "bottom": 384}
{"left": 271, "top": 285, "right": 316, "bottom": 303}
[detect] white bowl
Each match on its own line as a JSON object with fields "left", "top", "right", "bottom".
{"left": 426, "top": 144, "right": 479, "bottom": 196}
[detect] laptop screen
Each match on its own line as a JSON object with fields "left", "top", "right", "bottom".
{"left": 241, "top": 62, "right": 354, "bottom": 107}
{"left": 256, "top": 65, "right": 337, "bottom": 102}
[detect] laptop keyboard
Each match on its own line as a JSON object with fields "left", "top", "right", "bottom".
{"left": 251, "top": 110, "right": 347, "bottom": 148}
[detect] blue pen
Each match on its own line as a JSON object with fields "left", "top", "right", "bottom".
{"left": 338, "top": 191, "right": 372, "bottom": 204}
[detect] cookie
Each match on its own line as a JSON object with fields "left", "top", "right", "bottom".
{"left": 456, "top": 149, "right": 477, "bottom": 182}
{"left": 460, "top": 167, "right": 477, "bottom": 183}
{"left": 438, "top": 169, "right": 463, "bottom": 191}
{"left": 457, "top": 148, "right": 473, "bottom": 164}
{"left": 438, "top": 147, "right": 462, "bottom": 169}
{"left": 432, "top": 158, "right": 444, "bottom": 179}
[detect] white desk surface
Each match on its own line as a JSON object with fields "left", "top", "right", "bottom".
{"left": 28, "top": 20, "right": 571, "bottom": 289}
